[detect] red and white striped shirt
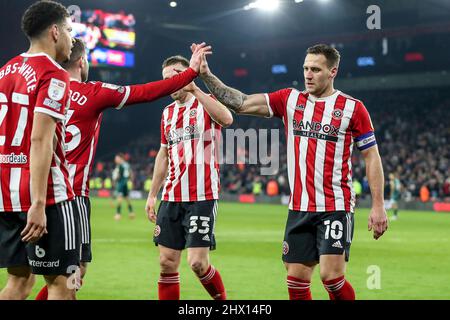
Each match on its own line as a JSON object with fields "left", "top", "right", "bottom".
{"left": 266, "top": 88, "right": 376, "bottom": 213}
{"left": 0, "top": 53, "right": 74, "bottom": 212}
{"left": 65, "top": 68, "right": 198, "bottom": 197}
{"left": 161, "top": 95, "right": 221, "bottom": 202}
{"left": 65, "top": 80, "right": 130, "bottom": 197}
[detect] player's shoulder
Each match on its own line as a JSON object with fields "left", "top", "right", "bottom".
{"left": 1, "top": 55, "right": 22, "bottom": 69}
{"left": 338, "top": 90, "right": 365, "bottom": 107}
{"left": 271, "top": 87, "right": 306, "bottom": 99}
{"left": 22, "top": 53, "right": 66, "bottom": 75}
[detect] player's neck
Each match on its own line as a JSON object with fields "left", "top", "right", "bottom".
{"left": 176, "top": 92, "right": 194, "bottom": 106}
{"left": 26, "top": 40, "right": 57, "bottom": 61}
{"left": 67, "top": 69, "right": 82, "bottom": 82}
{"left": 311, "top": 85, "right": 336, "bottom": 99}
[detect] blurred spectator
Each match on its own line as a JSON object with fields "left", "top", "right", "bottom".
{"left": 266, "top": 180, "right": 279, "bottom": 197}
{"left": 420, "top": 184, "right": 430, "bottom": 203}
{"left": 252, "top": 177, "right": 263, "bottom": 196}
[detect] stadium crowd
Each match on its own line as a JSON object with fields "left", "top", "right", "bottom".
{"left": 91, "top": 88, "right": 450, "bottom": 202}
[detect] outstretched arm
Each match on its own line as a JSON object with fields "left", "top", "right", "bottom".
{"left": 110, "top": 43, "right": 212, "bottom": 109}
{"left": 184, "top": 82, "right": 233, "bottom": 127}
{"left": 201, "top": 72, "right": 270, "bottom": 117}
{"left": 192, "top": 46, "right": 270, "bottom": 117}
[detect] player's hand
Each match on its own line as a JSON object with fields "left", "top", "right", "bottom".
{"left": 191, "top": 43, "right": 212, "bottom": 77}
{"left": 189, "top": 42, "right": 212, "bottom": 75}
{"left": 21, "top": 203, "right": 48, "bottom": 243}
{"left": 368, "top": 206, "right": 388, "bottom": 240}
{"left": 145, "top": 195, "right": 157, "bottom": 223}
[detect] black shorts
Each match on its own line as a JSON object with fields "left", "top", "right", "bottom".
{"left": 0, "top": 200, "right": 81, "bottom": 275}
{"left": 0, "top": 212, "right": 29, "bottom": 268}
{"left": 75, "top": 196, "right": 92, "bottom": 263}
{"left": 154, "top": 200, "right": 218, "bottom": 251}
{"left": 282, "top": 210, "right": 354, "bottom": 263}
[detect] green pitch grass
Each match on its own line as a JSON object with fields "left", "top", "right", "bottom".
{"left": 1, "top": 199, "right": 450, "bottom": 300}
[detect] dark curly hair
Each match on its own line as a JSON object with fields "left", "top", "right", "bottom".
{"left": 21, "top": 0, "right": 70, "bottom": 39}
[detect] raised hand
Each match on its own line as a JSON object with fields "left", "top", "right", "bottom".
{"left": 189, "top": 42, "right": 212, "bottom": 74}
{"left": 191, "top": 43, "right": 211, "bottom": 77}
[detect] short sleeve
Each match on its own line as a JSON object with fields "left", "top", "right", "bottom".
{"left": 35, "top": 69, "right": 70, "bottom": 121}
{"left": 160, "top": 112, "right": 168, "bottom": 147}
{"left": 351, "top": 101, "right": 377, "bottom": 151}
{"left": 265, "top": 88, "right": 292, "bottom": 118}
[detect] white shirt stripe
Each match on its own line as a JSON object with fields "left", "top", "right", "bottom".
{"left": 9, "top": 168, "right": 22, "bottom": 211}
{"left": 332, "top": 99, "right": 356, "bottom": 211}
{"left": 196, "top": 106, "right": 205, "bottom": 200}
{"left": 285, "top": 90, "right": 300, "bottom": 210}
{"left": 167, "top": 105, "right": 180, "bottom": 201}
{"left": 68, "top": 164, "right": 77, "bottom": 191}
{"left": 161, "top": 108, "right": 171, "bottom": 199}
{"left": 210, "top": 121, "right": 220, "bottom": 200}
{"left": 299, "top": 98, "right": 315, "bottom": 211}
{"left": 51, "top": 166, "right": 68, "bottom": 204}
{"left": 314, "top": 96, "right": 337, "bottom": 210}
{"left": 181, "top": 105, "right": 192, "bottom": 202}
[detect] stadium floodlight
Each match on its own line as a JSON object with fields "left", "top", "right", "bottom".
{"left": 294, "top": 0, "right": 304, "bottom": 3}
{"left": 244, "top": 0, "right": 280, "bottom": 11}
{"left": 169, "top": 1, "right": 177, "bottom": 8}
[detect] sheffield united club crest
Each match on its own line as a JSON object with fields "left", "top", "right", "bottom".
{"left": 332, "top": 109, "right": 343, "bottom": 120}
{"left": 282, "top": 241, "right": 289, "bottom": 255}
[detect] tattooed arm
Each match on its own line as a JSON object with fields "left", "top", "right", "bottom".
{"left": 194, "top": 47, "right": 271, "bottom": 117}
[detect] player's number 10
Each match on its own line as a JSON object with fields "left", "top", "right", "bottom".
{"left": 324, "top": 220, "right": 344, "bottom": 240}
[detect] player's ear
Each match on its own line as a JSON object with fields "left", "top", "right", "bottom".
{"left": 50, "top": 24, "right": 59, "bottom": 43}
{"left": 78, "top": 56, "right": 84, "bottom": 69}
{"left": 329, "top": 66, "right": 338, "bottom": 80}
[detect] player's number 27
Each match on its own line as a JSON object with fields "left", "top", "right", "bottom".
{"left": 0, "top": 92, "right": 29, "bottom": 147}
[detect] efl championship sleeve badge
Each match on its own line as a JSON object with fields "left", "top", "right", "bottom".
{"left": 48, "top": 78, "right": 67, "bottom": 101}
